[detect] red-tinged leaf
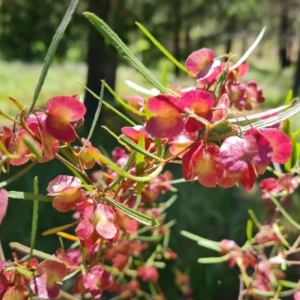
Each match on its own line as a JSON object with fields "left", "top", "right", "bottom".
{"left": 76, "top": 139, "right": 102, "bottom": 169}
{"left": 146, "top": 117, "right": 184, "bottom": 138}
{"left": 235, "top": 63, "right": 249, "bottom": 78}
{"left": 46, "top": 95, "right": 86, "bottom": 122}
{"left": 75, "top": 206, "right": 94, "bottom": 240}
{"left": 244, "top": 128, "right": 272, "bottom": 166}
{"left": 218, "top": 171, "right": 238, "bottom": 188}
{"left": 9, "top": 130, "right": 30, "bottom": 166}
{"left": 45, "top": 115, "right": 77, "bottom": 142}
{"left": 193, "top": 142, "right": 223, "bottom": 187}
{"left": 262, "top": 129, "right": 292, "bottom": 163}
{"left": 212, "top": 94, "right": 230, "bottom": 121}
{"left": 0, "top": 127, "right": 13, "bottom": 155}
{"left": 137, "top": 266, "right": 159, "bottom": 282}
{"left": 169, "top": 130, "right": 197, "bottom": 158}
{"left": 3, "top": 285, "right": 29, "bottom": 300}
{"left": 220, "top": 129, "right": 272, "bottom": 174}
{"left": 181, "top": 90, "right": 214, "bottom": 114}
{"left": 219, "top": 136, "right": 248, "bottom": 174}
{"left": 40, "top": 128, "right": 59, "bottom": 161}
{"left": 145, "top": 95, "right": 184, "bottom": 138}
{"left": 52, "top": 188, "right": 82, "bottom": 212}
{"left": 0, "top": 189, "right": 8, "bottom": 225}
{"left": 48, "top": 176, "right": 82, "bottom": 212}
{"left": 30, "top": 260, "right": 67, "bottom": 299}
{"left": 122, "top": 126, "right": 150, "bottom": 141}
{"left": 93, "top": 204, "right": 118, "bottom": 241}
{"left": 115, "top": 209, "right": 139, "bottom": 234}
{"left": 182, "top": 142, "right": 202, "bottom": 180}
{"left": 185, "top": 48, "right": 214, "bottom": 79}
{"left": 83, "top": 266, "right": 112, "bottom": 298}
{"left": 45, "top": 95, "right": 85, "bottom": 142}
{"left": 240, "top": 163, "right": 256, "bottom": 191}
{"left": 182, "top": 90, "right": 214, "bottom": 132}
{"left": 47, "top": 175, "right": 81, "bottom": 194}
{"left": 112, "top": 254, "right": 128, "bottom": 271}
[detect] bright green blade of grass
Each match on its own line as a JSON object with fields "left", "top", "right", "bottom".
{"left": 27, "top": 0, "right": 79, "bottom": 115}
{"left": 83, "top": 13, "right": 178, "bottom": 97}
{"left": 136, "top": 22, "right": 189, "bottom": 75}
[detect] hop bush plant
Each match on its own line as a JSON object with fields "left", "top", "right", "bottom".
{"left": 1, "top": 1, "right": 300, "bottom": 299}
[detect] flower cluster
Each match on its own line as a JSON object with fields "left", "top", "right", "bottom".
{"left": 0, "top": 30, "right": 298, "bottom": 299}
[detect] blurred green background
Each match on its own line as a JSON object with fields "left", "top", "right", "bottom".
{"left": 1, "top": 0, "right": 300, "bottom": 299}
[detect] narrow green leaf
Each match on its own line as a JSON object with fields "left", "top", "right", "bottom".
{"left": 9, "top": 242, "right": 60, "bottom": 261}
{"left": 80, "top": 81, "right": 104, "bottom": 154}
{"left": 152, "top": 261, "right": 166, "bottom": 268}
{"left": 103, "top": 81, "right": 145, "bottom": 116}
{"left": 160, "top": 195, "right": 177, "bottom": 213}
{"left": 104, "top": 151, "right": 137, "bottom": 192}
{"left": 136, "top": 135, "right": 145, "bottom": 194}
{"left": 15, "top": 267, "right": 33, "bottom": 278}
{"left": 120, "top": 135, "right": 161, "bottom": 161}
{"left": 104, "top": 195, "right": 159, "bottom": 227}
{"left": 134, "top": 236, "right": 162, "bottom": 242}
{"left": 27, "top": 0, "right": 79, "bottom": 115}
{"left": 270, "top": 195, "right": 300, "bottom": 230}
{"left": 23, "top": 136, "right": 43, "bottom": 161}
{"left": 0, "top": 141, "right": 9, "bottom": 156}
{"left": 285, "top": 89, "right": 293, "bottom": 105}
{"left": 279, "top": 280, "right": 299, "bottom": 289}
{"left": 7, "top": 191, "right": 53, "bottom": 202}
{"left": 197, "top": 240, "right": 222, "bottom": 252}
{"left": 161, "top": 62, "right": 168, "bottom": 86}
{"left": 29, "top": 177, "right": 39, "bottom": 262}
{"left": 294, "top": 142, "right": 300, "bottom": 166}
{"left": 246, "top": 219, "right": 253, "bottom": 241}
{"left": 83, "top": 13, "right": 177, "bottom": 96}
{"left": 136, "top": 22, "right": 189, "bottom": 75}
{"left": 248, "top": 209, "right": 262, "bottom": 228}
{"left": 273, "top": 223, "right": 290, "bottom": 248}
{"left": 0, "top": 162, "right": 37, "bottom": 189}
{"left": 181, "top": 230, "right": 220, "bottom": 252}
{"left": 198, "top": 254, "right": 230, "bottom": 264}
{"left": 94, "top": 152, "right": 163, "bottom": 182}
{"left": 63, "top": 268, "right": 81, "bottom": 282}
{"left": 80, "top": 83, "right": 136, "bottom": 126}
{"left": 155, "top": 138, "right": 164, "bottom": 158}
{"left": 42, "top": 220, "right": 80, "bottom": 236}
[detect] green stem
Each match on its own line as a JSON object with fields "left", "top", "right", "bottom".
{"left": 0, "top": 162, "right": 37, "bottom": 188}
{"left": 270, "top": 196, "right": 300, "bottom": 231}
{"left": 28, "top": 177, "right": 39, "bottom": 263}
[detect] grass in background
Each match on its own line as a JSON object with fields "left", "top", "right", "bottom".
{"left": 0, "top": 61, "right": 86, "bottom": 118}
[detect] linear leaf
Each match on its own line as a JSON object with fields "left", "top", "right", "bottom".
{"left": 27, "top": 0, "right": 79, "bottom": 115}
{"left": 7, "top": 191, "right": 53, "bottom": 202}
{"left": 103, "top": 81, "right": 145, "bottom": 116}
{"left": 83, "top": 13, "right": 177, "bottom": 96}
{"left": 80, "top": 81, "right": 104, "bottom": 153}
{"left": 104, "top": 195, "right": 159, "bottom": 227}
{"left": 80, "top": 83, "right": 136, "bottom": 126}
{"left": 29, "top": 177, "right": 39, "bottom": 261}
{"left": 94, "top": 152, "right": 163, "bottom": 182}
{"left": 136, "top": 22, "right": 189, "bottom": 75}
{"left": 198, "top": 254, "right": 230, "bottom": 264}
{"left": 120, "top": 135, "right": 161, "bottom": 161}
{"left": 42, "top": 220, "right": 80, "bottom": 236}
